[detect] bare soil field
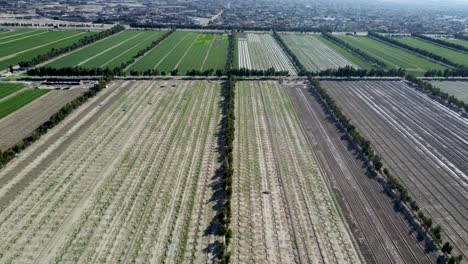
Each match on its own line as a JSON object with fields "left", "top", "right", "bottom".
{"left": 231, "top": 80, "right": 362, "bottom": 263}
{"left": 0, "top": 80, "right": 223, "bottom": 263}
{"left": 285, "top": 79, "right": 437, "bottom": 263}
{"left": 323, "top": 80, "right": 468, "bottom": 260}
{"left": 0, "top": 88, "right": 85, "bottom": 151}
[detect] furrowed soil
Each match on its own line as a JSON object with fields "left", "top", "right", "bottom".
{"left": 285, "top": 79, "right": 437, "bottom": 263}
{"left": 231, "top": 80, "right": 362, "bottom": 263}
{"left": 323, "top": 80, "right": 468, "bottom": 260}
{"left": 0, "top": 80, "right": 224, "bottom": 263}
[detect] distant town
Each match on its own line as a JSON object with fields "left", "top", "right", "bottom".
{"left": 1, "top": 0, "right": 467, "bottom": 33}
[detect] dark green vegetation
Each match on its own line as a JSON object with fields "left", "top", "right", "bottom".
{"left": 0, "top": 88, "right": 49, "bottom": 119}
{"left": 18, "top": 25, "right": 124, "bottom": 68}
{"left": 0, "top": 77, "right": 111, "bottom": 170}
{"left": 0, "top": 29, "right": 96, "bottom": 71}
{"left": 337, "top": 34, "right": 447, "bottom": 76}
{"left": 0, "top": 83, "right": 24, "bottom": 99}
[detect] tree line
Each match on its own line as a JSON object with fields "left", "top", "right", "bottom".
{"left": 368, "top": 32, "right": 462, "bottom": 68}
{"left": 18, "top": 25, "right": 125, "bottom": 68}
{"left": 219, "top": 76, "right": 236, "bottom": 264}
{"left": 412, "top": 34, "right": 468, "bottom": 53}
{"left": 310, "top": 76, "right": 463, "bottom": 263}
{"left": 0, "top": 76, "right": 112, "bottom": 170}
{"left": 321, "top": 32, "right": 387, "bottom": 68}
{"left": 425, "top": 67, "right": 468, "bottom": 77}
{"left": 312, "top": 66, "right": 405, "bottom": 78}
{"left": 406, "top": 75, "right": 468, "bottom": 114}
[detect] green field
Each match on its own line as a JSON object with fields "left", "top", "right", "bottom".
{"left": 396, "top": 37, "right": 468, "bottom": 66}
{"left": 0, "top": 89, "right": 49, "bottom": 119}
{"left": 0, "top": 83, "right": 24, "bottom": 100}
{"left": 337, "top": 36, "right": 447, "bottom": 76}
{"left": 0, "top": 30, "right": 95, "bottom": 71}
{"left": 45, "top": 30, "right": 167, "bottom": 70}
{"left": 430, "top": 81, "right": 468, "bottom": 103}
{"left": 316, "top": 35, "right": 371, "bottom": 70}
{"left": 446, "top": 38, "right": 468, "bottom": 49}
{"left": 127, "top": 31, "right": 228, "bottom": 75}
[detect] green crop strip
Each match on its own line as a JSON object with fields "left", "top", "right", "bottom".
{"left": 0, "top": 89, "right": 49, "bottom": 119}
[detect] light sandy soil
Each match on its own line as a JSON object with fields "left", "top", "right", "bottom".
{"left": 0, "top": 80, "right": 223, "bottom": 263}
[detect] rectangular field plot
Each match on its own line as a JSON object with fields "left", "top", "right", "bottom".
{"left": 430, "top": 81, "right": 468, "bottom": 103}
{"left": 127, "top": 31, "right": 228, "bottom": 75}
{"left": 237, "top": 33, "right": 297, "bottom": 74}
{"left": 445, "top": 38, "right": 468, "bottom": 49}
{"left": 395, "top": 37, "right": 468, "bottom": 66}
{"left": 0, "top": 80, "right": 224, "bottom": 263}
{"left": 323, "top": 80, "right": 468, "bottom": 259}
{"left": 286, "top": 79, "right": 436, "bottom": 263}
{"left": 337, "top": 36, "right": 447, "bottom": 76}
{"left": 46, "top": 30, "right": 167, "bottom": 69}
{"left": 0, "top": 82, "right": 24, "bottom": 100}
{"left": 0, "top": 87, "right": 49, "bottom": 119}
{"left": 232, "top": 80, "right": 362, "bottom": 263}
{"left": 0, "top": 30, "right": 95, "bottom": 71}
{"left": 280, "top": 33, "right": 357, "bottom": 71}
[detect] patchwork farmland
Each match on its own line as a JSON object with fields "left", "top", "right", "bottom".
{"left": 322, "top": 80, "right": 468, "bottom": 260}
{"left": 430, "top": 81, "right": 468, "bottom": 103}
{"left": 232, "top": 80, "right": 362, "bottom": 263}
{"left": 395, "top": 37, "right": 468, "bottom": 66}
{"left": 337, "top": 36, "right": 447, "bottom": 76}
{"left": 45, "top": 30, "right": 167, "bottom": 70}
{"left": 127, "top": 31, "right": 228, "bottom": 75}
{"left": 0, "top": 29, "right": 95, "bottom": 71}
{"left": 280, "top": 33, "right": 357, "bottom": 71}
{"left": 0, "top": 80, "right": 224, "bottom": 263}
{"left": 237, "top": 33, "right": 297, "bottom": 74}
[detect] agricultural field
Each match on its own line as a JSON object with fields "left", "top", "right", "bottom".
{"left": 0, "top": 29, "right": 95, "bottom": 71}
{"left": 237, "top": 33, "right": 297, "bottom": 74}
{"left": 445, "top": 38, "right": 468, "bottom": 49}
{"left": 127, "top": 31, "right": 228, "bottom": 75}
{"left": 430, "top": 81, "right": 468, "bottom": 103}
{"left": 0, "top": 80, "right": 224, "bottom": 263}
{"left": 280, "top": 33, "right": 357, "bottom": 71}
{"left": 46, "top": 30, "right": 167, "bottom": 69}
{"left": 0, "top": 83, "right": 49, "bottom": 119}
{"left": 395, "top": 37, "right": 468, "bottom": 66}
{"left": 0, "top": 88, "right": 85, "bottom": 151}
{"left": 232, "top": 80, "right": 362, "bottom": 263}
{"left": 316, "top": 35, "right": 371, "bottom": 70}
{"left": 337, "top": 36, "right": 447, "bottom": 76}
{"left": 286, "top": 79, "right": 436, "bottom": 263}
{"left": 323, "top": 80, "right": 468, "bottom": 260}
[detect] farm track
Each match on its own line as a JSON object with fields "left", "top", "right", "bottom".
{"left": 285, "top": 79, "right": 437, "bottom": 264}
{"left": 0, "top": 80, "right": 223, "bottom": 263}
{"left": 232, "top": 81, "right": 361, "bottom": 263}
{"left": 323, "top": 80, "right": 468, "bottom": 259}
{"left": 0, "top": 88, "right": 85, "bottom": 151}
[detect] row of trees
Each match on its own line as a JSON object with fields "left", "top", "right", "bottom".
{"left": 0, "top": 76, "right": 112, "bottom": 170}
{"left": 19, "top": 25, "right": 125, "bottom": 68}
{"left": 412, "top": 33, "right": 468, "bottom": 53}
{"left": 321, "top": 32, "right": 387, "bottom": 68}
{"left": 219, "top": 77, "right": 236, "bottom": 264}
{"left": 230, "top": 67, "right": 289, "bottom": 77}
{"left": 406, "top": 75, "right": 468, "bottom": 114}
{"left": 310, "top": 76, "right": 463, "bottom": 263}
{"left": 368, "top": 32, "right": 462, "bottom": 68}
{"left": 313, "top": 66, "right": 405, "bottom": 78}
{"left": 425, "top": 67, "right": 468, "bottom": 77}
{"left": 27, "top": 66, "right": 123, "bottom": 77}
